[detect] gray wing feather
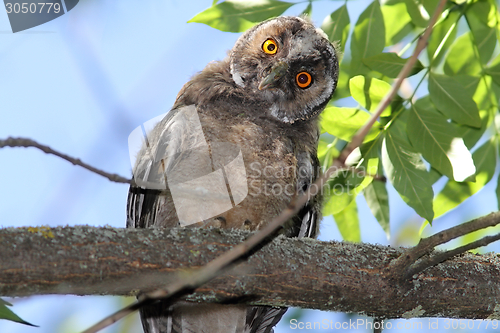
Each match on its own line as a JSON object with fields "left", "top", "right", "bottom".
{"left": 127, "top": 105, "right": 208, "bottom": 229}
{"left": 296, "top": 152, "right": 320, "bottom": 239}
{"left": 245, "top": 307, "right": 287, "bottom": 333}
{"left": 140, "top": 302, "right": 248, "bottom": 333}
{"left": 132, "top": 105, "right": 209, "bottom": 191}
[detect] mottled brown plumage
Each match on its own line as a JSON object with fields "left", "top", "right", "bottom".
{"left": 127, "top": 16, "right": 339, "bottom": 333}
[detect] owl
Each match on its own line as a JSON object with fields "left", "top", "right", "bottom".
{"left": 127, "top": 16, "right": 339, "bottom": 333}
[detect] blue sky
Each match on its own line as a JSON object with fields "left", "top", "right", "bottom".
{"left": 1, "top": 0, "right": 499, "bottom": 332}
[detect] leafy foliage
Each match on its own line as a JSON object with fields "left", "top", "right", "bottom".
{"left": 190, "top": 0, "right": 500, "bottom": 240}
{"left": 0, "top": 298, "right": 36, "bottom": 327}
{"left": 189, "top": 0, "right": 294, "bottom": 32}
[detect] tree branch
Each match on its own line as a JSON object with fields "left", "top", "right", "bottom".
{"left": 405, "top": 231, "right": 500, "bottom": 279}
{"left": 0, "top": 137, "right": 131, "bottom": 184}
{"left": 388, "top": 211, "right": 500, "bottom": 279}
{"left": 2, "top": 225, "right": 500, "bottom": 322}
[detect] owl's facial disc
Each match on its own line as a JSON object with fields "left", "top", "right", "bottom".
{"left": 229, "top": 16, "right": 339, "bottom": 123}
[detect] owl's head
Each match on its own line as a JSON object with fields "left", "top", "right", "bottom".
{"left": 229, "top": 16, "right": 339, "bottom": 124}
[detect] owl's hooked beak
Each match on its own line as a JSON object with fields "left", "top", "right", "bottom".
{"left": 258, "top": 61, "right": 289, "bottom": 90}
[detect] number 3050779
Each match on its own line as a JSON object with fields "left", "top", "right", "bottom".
{"left": 5, "top": 3, "right": 61, "bottom": 14}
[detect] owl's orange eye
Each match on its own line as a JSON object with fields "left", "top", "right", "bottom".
{"left": 296, "top": 72, "right": 312, "bottom": 88}
{"left": 262, "top": 39, "right": 278, "bottom": 55}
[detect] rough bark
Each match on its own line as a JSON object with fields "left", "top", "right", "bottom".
{"left": 2, "top": 226, "right": 500, "bottom": 320}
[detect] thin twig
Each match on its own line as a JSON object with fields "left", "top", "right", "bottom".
{"left": 390, "top": 212, "right": 500, "bottom": 277}
{"left": 0, "top": 137, "right": 131, "bottom": 184}
{"left": 401, "top": 212, "right": 500, "bottom": 278}
{"left": 405, "top": 232, "right": 500, "bottom": 279}
{"left": 83, "top": 1, "right": 449, "bottom": 331}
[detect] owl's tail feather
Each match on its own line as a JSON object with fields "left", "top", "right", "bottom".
{"left": 245, "top": 307, "right": 287, "bottom": 333}
{"left": 140, "top": 301, "right": 286, "bottom": 333}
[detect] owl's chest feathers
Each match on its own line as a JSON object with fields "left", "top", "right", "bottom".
{"left": 197, "top": 114, "right": 307, "bottom": 229}
{"left": 197, "top": 110, "right": 317, "bottom": 197}
{"left": 197, "top": 106, "right": 317, "bottom": 163}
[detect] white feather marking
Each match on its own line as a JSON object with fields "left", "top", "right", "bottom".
{"left": 305, "top": 76, "right": 334, "bottom": 111}
{"left": 230, "top": 64, "right": 245, "bottom": 87}
{"left": 315, "top": 27, "right": 329, "bottom": 41}
{"left": 270, "top": 104, "right": 291, "bottom": 123}
{"left": 288, "top": 32, "right": 318, "bottom": 58}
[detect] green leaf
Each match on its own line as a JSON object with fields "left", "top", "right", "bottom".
{"left": 0, "top": 299, "right": 37, "bottom": 327}
{"left": 349, "top": 75, "right": 392, "bottom": 116}
{"left": 402, "top": 0, "right": 429, "bottom": 27}
{"left": 318, "top": 135, "right": 339, "bottom": 170}
{"left": 427, "top": 11, "right": 459, "bottom": 66}
{"left": 323, "top": 191, "right": 353, "bottom": 216}
{"left": 452, "top": 76, "right": 495, "bottom": 150}
{"left": 301, "top": 2, "right": 312, "bottom": 16}
{"left": 321, "top": 107, "right": 381, "bottom": 142}
{"left": 321, "top": 4, "right": 350, "bottom": 54}
{"left": 328, "top": 168, "right": 365, "bottom": 191}
{"left": 323, "top": 158, "right": 375, "bottom": 216}
{"left": 465, "top": 5, "right": 496, "bottom": 65}
{"left": 318, "top": 135, "right": 330, "bottom": 161}
{"left": 322, "top": 179, "right": 362, "bottom": 216}
{"left": 496, "top": 113, "right": 500, "bottom": 133}
{"left": 188, "top": 0, "right": 294, "bottom": 32}
{"left": 359, "top": 136, "right": 389, "bottom": 237}
{"left": 443, "top": 32, "right": 481, "bottom": 76}
{"left": 428, "top": 167, "right": 442, "bottom": 184}
{"left": 455, "top": 110, "right": 489, "bottom": 150}
{"left": 382, "top": 126, "right": 434, "bottom": 221}
{"left": 331, "top": 66, "right": 351, "bottom": 100}
{"left": 454, "top": 75, "right": 498, "bottom": 133}
{"left": 350, "top": 0, "right": 386, "bottom": 75}
{"left": 358, "top": 135, "right": 383, "bottom": 175}
{"left": 453, "top": 75, "right": 481, "bottom": 98}
{"left": 429, "top": 73, "right": 481, "bottom": 128}
{"left": 472, "top": 74, "right": 499, "bottom": 113}
{"left": 363, "top": 179, "right": 390, "bottom": 238}
{"left": 338, "top": 136, "right": 383, "bottom": 209}
{"left": 486, "top": 54, "right": 500, "bottom": 87}
{"left": 363, "top": 53, "right": 424, "bottom": 78}
{"left": 467, "top": 0, "right": 498, "bottom": 28}
{"left": 433, "top": 138, "right": 497, "bottom": 219}
{"left": 497, "top": 172, "right": 500, "bottom": 212}
{"left": 407, "top": 98, "right": 475, "bottom": 182}
{"left": 389, "top": 107, "right": 409, "bottom": 137}
{"left": 381, "top": 1, "right": 412, "bottom": 45}
{"left": 421, "top": 0, "right": 439, "bottom": 16}
{"left": 332, "top": 198, "right": 361, "bottom": 242}
{"left": 391, "top": 24, "right": 415, "bottom": 47}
